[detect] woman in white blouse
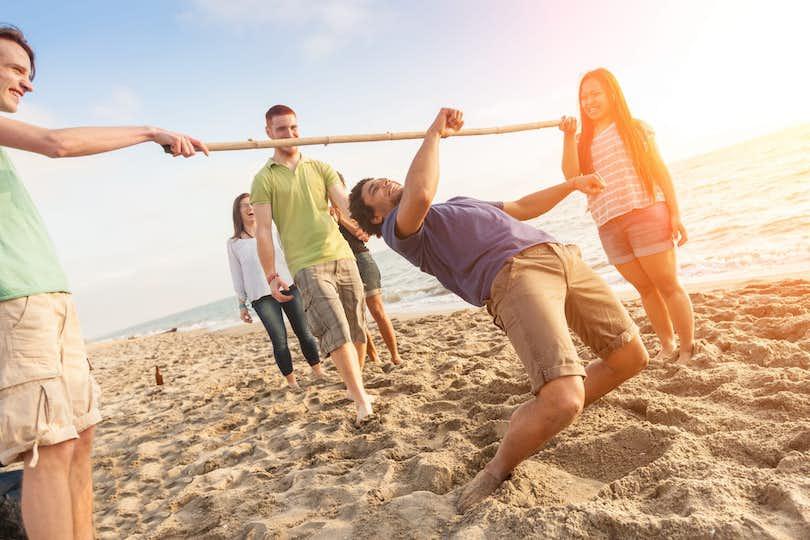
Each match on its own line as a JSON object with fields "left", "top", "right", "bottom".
{"left": 227, "top": 193, "right": 323, "bottom": 389}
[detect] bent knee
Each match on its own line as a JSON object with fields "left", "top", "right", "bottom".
{"left": 556, "top": 395, "right": 585, "bottom": 420}
{"left": 616, "top": 338, "right": 649, "bottom": 374}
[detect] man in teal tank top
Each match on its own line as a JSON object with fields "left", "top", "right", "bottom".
{"left": 0, "top": 26, "right": 206, "bottom": 539}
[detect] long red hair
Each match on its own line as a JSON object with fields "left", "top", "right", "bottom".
{"left": 577, "top": 68, "right": 659, "bottom": 195}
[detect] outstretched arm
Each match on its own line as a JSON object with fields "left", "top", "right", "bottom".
{"left": 0, "top": 115, "right": 207, "bottom": 158}
{"left": 501, "top": 174, "right": 605, "bottom": 221}
{"left": 395, "top": 108, "right": 464, "bottom": 238}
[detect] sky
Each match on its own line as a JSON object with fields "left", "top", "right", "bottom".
{"left": 3, "top": 0, "right": 808, "bottom": 338}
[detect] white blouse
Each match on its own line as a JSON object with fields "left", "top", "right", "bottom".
{"left": 226, "top": 237, "right": 292, "bottom": 306}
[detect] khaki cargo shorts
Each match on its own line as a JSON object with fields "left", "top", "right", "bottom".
{"left": 295, "top": 258, "right": 367, "bottom": 356}
{"left": 0, "top": 293, "right": 102, "bottom": 466}
{"left": 486, "top": 243, "right": 638, "bottom": 395}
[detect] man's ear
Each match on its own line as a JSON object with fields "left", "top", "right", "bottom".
{"left": 265, "top": 125, "right": 272, "bottom": 138}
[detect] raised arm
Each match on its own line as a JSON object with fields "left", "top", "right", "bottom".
{"left": 559, "top": 116, "right": 580, "bottom": 179}
{"left": 395, "top": 108, "right": 464, "bottom": 238}
{"left": 253, "top": 203, "right": 293, "bottom": 302}
{"left": 501, "top": 174, "right": 605, "bottom": 221}
{"left": 0, "top": 115, "right": 207, "bottom": 158}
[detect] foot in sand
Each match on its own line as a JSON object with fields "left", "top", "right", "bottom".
{"left": 674, "top": 341, "right": 697, "bottom": 365}
{"left": 457, "top": 468, "right": 508, "bottom": 513}
{"left": 652, "top": 341, "right": 676, "bottom": 364}
{"left": 355, "top": 396, "right": 374, "bottom": 425}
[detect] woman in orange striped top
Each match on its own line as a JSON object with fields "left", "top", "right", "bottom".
{"left": 560, "top": 68, "right": 695, "bottom": 364}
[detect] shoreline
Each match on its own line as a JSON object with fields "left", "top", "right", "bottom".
{"left": 90, "top": 268, "right": 809, "bottom": 344}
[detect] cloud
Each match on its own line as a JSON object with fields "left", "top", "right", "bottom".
{"left": 91, "top": 86, "right": 141, "bottom": 123}
{"left": 181, "top": 0, "right": 374, "bottom": 59}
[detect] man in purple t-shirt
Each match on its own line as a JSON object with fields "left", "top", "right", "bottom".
{"left": 348, "top": 108, "right": 650, "bottom": 513}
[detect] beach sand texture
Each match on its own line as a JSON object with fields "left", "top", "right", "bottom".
{"left": 87, "top": 279, "right": 810, "bottom": 539}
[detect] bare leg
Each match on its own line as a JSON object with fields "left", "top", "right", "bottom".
{"left": 22, "top": 440, "right": 76, "bottom": 540}
{"left": 583, "top": 335, "right": 649, "bottom": 406}
{"left": 615, "top": 259, "right": 675, "bottom": 358}
{"left": 458, "top": 337, "right": 648, "bottom": 513}
{"left": 330, "top": 342, "right": 373, "bottom": 423}
{"left": 366, "top": 293, "right": 401, "bottom": 365}
{"left": 458, "top": 376, "right": 585, "bottom": 512}
{"left": 70, "top": 426, "right": 96, "bottom": 540}
{"left": 354, "top": 339, "right": 367, "bottom": 371}
{"left": 365, "top": 329, "right": 379, "bottom": 363}
{"left": 637, "top": 249, "right": 695, "bottom": 363}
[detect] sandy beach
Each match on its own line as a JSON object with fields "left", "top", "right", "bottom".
{"left": 79, "top": 277, "right": 810, "bottom": 539}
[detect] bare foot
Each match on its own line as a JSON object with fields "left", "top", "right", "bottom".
{"left": 287, "top": 382, "right": 304, "bottom": 393}
{"left": 390, "top": 355, "right": 402, "bottom": 366}
{"left": 457, "top": 468, "right": 507, "bottom": 513}
{"left": 652, "top": 341, "right": 676, "bottom": 364}
{"left": 674, "top": 342, "right": 696, "bottom": 365}
{"left": 311, "top": 364, "right": 326, "bottom": 379}
{"left": 355, "top": 397, "right": 374, "bottom": 425}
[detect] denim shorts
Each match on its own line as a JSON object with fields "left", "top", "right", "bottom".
{"left": 355, "top": 252, "right": 382, "bottom": 297}
{"left": 598, "top": 202, "right": 675, "bottom": 265}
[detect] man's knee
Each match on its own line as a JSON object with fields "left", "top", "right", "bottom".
{"left": 610, "top": 336, "right": 649, "bottom": 375}
{"left": 537, "top": 376, "right": 585, "bottom": 423}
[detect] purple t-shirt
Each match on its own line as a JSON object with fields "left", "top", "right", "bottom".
{"left": 381, "top": 196, "right": 556, "bottom": 306}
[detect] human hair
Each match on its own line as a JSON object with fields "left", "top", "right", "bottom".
{"left": 348, "top": 178, "right": 383, "bottom": 237}
{"left": 0, "top": 24, "right": 35, "bottom": 80}
{"left": 577, "top": 68, "right": 660, "bottom": 195}
{"left": 265, "top": 104, "right": 296, "bottom": 125}
{"left": 231, "top": 193, "right": 250, "bottom": 239}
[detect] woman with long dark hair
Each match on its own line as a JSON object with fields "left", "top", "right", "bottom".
{"left": 560, "top": 68, "right": 695, "bottom": 363}
{"left": 227, "top": 193, "right": 323, "bottom": 388}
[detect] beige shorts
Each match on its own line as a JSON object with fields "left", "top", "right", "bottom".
{"left": 295, "top": 258, "right": 367, "bottom": 356}
{"left": 0, "top": 293, "right": 102, "bottom": 466}
{"left": 486, "top": 243, "right": 638, "bottom": 395}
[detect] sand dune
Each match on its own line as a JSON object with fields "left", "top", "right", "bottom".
{"left": 86, "top": 279, "right": 810, "bottom": 539}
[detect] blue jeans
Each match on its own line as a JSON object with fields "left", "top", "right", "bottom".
{"left": 251, "top": 289, "right": 320, "bottom": 376}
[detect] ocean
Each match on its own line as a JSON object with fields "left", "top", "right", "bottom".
{"left": 98, "top": 125, "right": 810, "bottom": 342}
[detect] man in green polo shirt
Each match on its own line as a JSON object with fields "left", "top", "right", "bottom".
{"left": 0, "top": 25, "right": 206, "bottom": 539}
{"left": 250, "top": 104, "right": 374, "bottom": 424}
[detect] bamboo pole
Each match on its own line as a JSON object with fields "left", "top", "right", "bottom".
{"left": 165, "top": 119, "right": 561, "bottom": 153}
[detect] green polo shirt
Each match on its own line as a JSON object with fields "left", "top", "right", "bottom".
{"left": 0, "top": 147, "right": 70, "bottom": 301}
{"left": 250, "top": 155, "right": 353, "bottom": 278}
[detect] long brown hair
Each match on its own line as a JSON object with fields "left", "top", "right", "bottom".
{"left": 577, "top": 68, "right": 659, "bottom": 195}
{"left": 230, "top": 193, "right": 250, "bottom": 239}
